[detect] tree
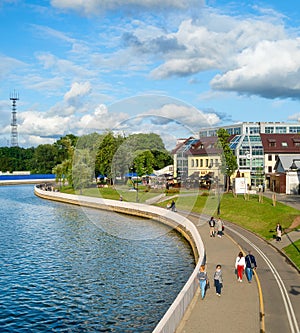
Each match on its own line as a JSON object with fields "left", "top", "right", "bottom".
{"left": 133, "top": 150, "right": 155, "bottom": 177}
{"left": 72, "top": 148, "right": 94, "bottom": 193}
{"left": 217, "top": 128, "right": 238, "bottom": 192}
{"left": 95, "top": 132, "right": 125, "bottom": 184}
{"left": 52, "top": 136, "right": 75, "bottom": 186}
{"left": 32, "top": 144, "right": 58, "bottom": 174}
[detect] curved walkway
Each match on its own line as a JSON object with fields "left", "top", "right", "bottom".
{"left": 35, "top": 186, "right": 299, "bottom": 333}
{"left": 175, "top": 213, "right": 260, "bottom": 333}
{"left": 176, "top": 190, "right": 300, "bottom": 333}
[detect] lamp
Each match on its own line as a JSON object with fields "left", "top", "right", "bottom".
{"left": 290, "top": 159, "right": 300, "bottom": 171}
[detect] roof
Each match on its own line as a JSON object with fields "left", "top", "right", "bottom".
{"left": 188, "top": 136, "right": 222, "bottom": 156}
{"left": 260, "top": 133, "right": 300, "bottom": 153}
{"left": 172, "top": 136, "right": 222, "bottom": 157}
{"left": 274, "top": 155, "right": 300, "bottom": 172}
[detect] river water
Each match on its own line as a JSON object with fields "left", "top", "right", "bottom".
{"left": 0, "top": 185, "right": 195, "bottom": 332}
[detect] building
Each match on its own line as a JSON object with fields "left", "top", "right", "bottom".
{"left": 199, "top": 121, "right": 300, "bottom": 137}
{"left": 172, "top": 136, "right": 223, "bottom": 188}
{"left": 272, "top": 156, "right": 300, "bottom": 194}
{"left": 199, "top": 122, "right": 300, "bottom": 190}
{"left": 260, "top": 134, "right": 300, "bottom": 190}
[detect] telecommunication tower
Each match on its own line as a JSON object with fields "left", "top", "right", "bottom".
{"left": 10, "top": 90, "right": 19, "bottom": 147}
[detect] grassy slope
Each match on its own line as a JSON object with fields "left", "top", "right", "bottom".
{"left": 61, "top": 186, "right": 300, "bottom": 268}
{"left": 283, "top": 240, "right": 300, "bottom": 269}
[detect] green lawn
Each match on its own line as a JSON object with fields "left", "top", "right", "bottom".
{"left": 169, "top": 192, "right": 299, "bottom": 240}
{"left": 61, "top": 185, "right": 167, "bottom": 203}
{"left": 283, "top": 240, "right": 300, "bottom": 270}
{"left": 60, "top": 186, "right": 300, "bottom": 268}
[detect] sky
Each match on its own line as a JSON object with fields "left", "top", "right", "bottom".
{"left": 1, "top": 0, "right": 300, "bottom": 149}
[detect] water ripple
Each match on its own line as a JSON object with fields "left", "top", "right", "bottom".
{"left": 0, "top": 185, "right": 194, "bottom": 332}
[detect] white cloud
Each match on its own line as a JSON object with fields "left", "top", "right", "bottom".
{"left": 211, "top": 38, "right": 300, "bottom": 99}
{"left": 50, "top": 0, "right": 203, "bottom": 15}
{"left": 64, "top": 81, "right": 92, "bottom": 103}
{"left": 145, "top": 103, "right": 220, "bottom": 130}
{"left": 288, "top": 113, "right": 300, "bottom": 122}
{"left": 18, "top": 111, "right": 72, "bottom": 137}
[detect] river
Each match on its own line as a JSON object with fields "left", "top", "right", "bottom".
{"left": 0, "top": 185, "right": 195, "bottom": 332}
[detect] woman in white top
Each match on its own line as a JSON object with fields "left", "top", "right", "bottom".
{"left": 235, "top": 251, "right": 246, "bottom": 282}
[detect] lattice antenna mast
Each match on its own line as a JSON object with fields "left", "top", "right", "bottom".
{"left": 10, "top": 90, "right": 19, "bottom": 147}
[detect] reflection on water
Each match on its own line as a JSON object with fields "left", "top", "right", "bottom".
{"left": 0, "top": 185, "right": 195, "bottom": 332}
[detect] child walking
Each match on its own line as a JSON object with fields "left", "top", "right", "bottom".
{"left": 213, "top": 264, "right": 223, "bottom": 296}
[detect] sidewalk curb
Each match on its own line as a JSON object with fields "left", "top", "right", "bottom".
{"left": 223, "top": 218, "right": 300, "bottom": 273}
{"left": 267, "top": 241, "right": 300, "bottom": 274}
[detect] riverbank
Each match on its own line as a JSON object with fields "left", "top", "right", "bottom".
{"left": 34, "top": 185, "right": 205, "bottom": 333}
{"left": 0, "top": 174, "right": 55, "bottom": 186}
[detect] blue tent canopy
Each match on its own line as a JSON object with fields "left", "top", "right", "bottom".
{"left": 125, "top": 172, "right": 137, "bottom": 177}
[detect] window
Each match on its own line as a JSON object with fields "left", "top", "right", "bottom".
{"left": 191, "top": 159, "right": 194, "bottom": 167}
{"left": 265, "top": 127, "right": 274, "bottom": 133}
{"left": 268, "top": 155, "right": 272, "bottom": 161}
{"left": 234, "top": 127, "right": 241, "bottom": 135}
{"left": 249, "top": 127, "right": 260, "bottom": 134}
{"left": 289, "top": 126, "right": 300, "bottom": 133}
{"left": 281, "top": 142, "right": 288, "bottom": 147}
{"left": 206, "top": 159, "right": 209, "bottom": 167}
{"left": 200, "top": 159, "right": 203, "bottom": 167}
{"left": 275, "top": 127, "right": 287, "bottom": 133}
{"left": 268, "top": 166, "right": 272, "bottom": 173}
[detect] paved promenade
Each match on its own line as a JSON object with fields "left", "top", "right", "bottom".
{"left": 176, "top": 215, "right": 260, "bottom": 333}
{"left": 176, "top": 191, "right": 300, "bottom": 333}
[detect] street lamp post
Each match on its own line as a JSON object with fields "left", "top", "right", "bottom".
{"left": 216, "top": 176, "right": 221, "bottom": 215}
{"left": 210, "top": 161, "right": 221, "bottom": 215}
{"left": 136, "top": 176, "right": 139, "bottom": 202}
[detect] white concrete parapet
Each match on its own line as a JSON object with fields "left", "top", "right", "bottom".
{"left": 34, "top": 185, "right": 205, "bottom": 333}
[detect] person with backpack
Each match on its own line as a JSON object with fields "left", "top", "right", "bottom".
{"left": 245, "top": 250, "right": 257, "bottom": 283}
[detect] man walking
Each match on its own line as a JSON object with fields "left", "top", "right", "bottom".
{"left": 245, "top": 250, "right": 257, "bottom": 283}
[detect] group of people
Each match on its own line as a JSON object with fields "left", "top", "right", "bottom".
{"left": 235, "top": 250, "right": 257, "bottom": 283}
{"left": 197, "top": 264, "right": 223, "bottom": 299}
{"left": 167, "top": 200, "right": 176, "bottom": 212}
{"left": 208, "top": 216, "right": 224, "bottom": 238}
{"left": 197, "top": 251, "right": 257, "bottom": 300}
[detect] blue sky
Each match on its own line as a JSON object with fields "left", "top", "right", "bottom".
{"left": 1, "top": 0, "right": 300, "bottom": 148}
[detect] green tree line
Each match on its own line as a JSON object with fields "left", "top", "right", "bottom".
{"left": 0, "top": 132, "right": 173, "bottom": 188}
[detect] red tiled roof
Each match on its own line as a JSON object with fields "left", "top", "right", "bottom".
{"left": 188, "top": 136, "right": 222, "bottom": 156}
{"left": 260, "top": 133, "right": 300, "bottom": 153}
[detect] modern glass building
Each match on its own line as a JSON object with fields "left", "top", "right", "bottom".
{"left": 199, "top": 122, "right": 300, "bottom": 137}
{"left": 199, "top": 122, "right": 300, "bottom": 188}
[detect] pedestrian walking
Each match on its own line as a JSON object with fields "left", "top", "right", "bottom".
{"left": 170, "top": 200, "right": 176, "bottom": 212}
{"left": 213, "top": 264, "right": 223, "bottom": 296}
{"left": 235, "top": 251, "right": 246, "bottom": 282}
{"left": 197, "top": 265, "right": 208, "bottom": 299}
{"left": 245, "top": 250, "right": 257, "bottom": 283}
{"left": 208, "top": 216, "right": 216, "bottom": 237}
{"left": 216, "top": 217, "right": 223, "bottom": 238}
{"left": 276, "top": 223, "right": 282, "bottom": 241}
